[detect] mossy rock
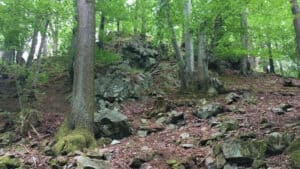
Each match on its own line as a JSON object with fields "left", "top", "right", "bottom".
{"left": 52, "top": 129, "right": 96, "bottom": 155}
{"left": 0, "top": 156, "right": 21, "bottom": 169}
{"left": 287, "top": 138, "right": 300, "bottom": 169}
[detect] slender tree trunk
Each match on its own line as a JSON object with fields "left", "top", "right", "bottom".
{"left": 68, "top": 0, "right": 95, "bottom": 132}
{"left": 26, "top": 28, "right": 39, "bottom": 68}
{"left": 267, "top": 42, "right": 275, "bottom": 74}
{"left": 98, "top": 14, "right": 105, "bottom": 48}
{"left": 32, "top": 20, "right": 49, "bottom": 89}
{"left": 279, "top": 61, "right": 284, "bottom": 76}
{"left": 117, "top": 19, "right": 120, "bottom": 36}
{"left": 197, "top": 23, "right": 210, "bottom": 90}
{"left": 183, "top": 0, "right": 195, "bottom": 90}
{"left": 16, "top": 50, "right": 25, "bottom": 65}
{"left": 141, "top": 11, "right": 146, "bottom": 39}
{"left": 240, "top": 8, "right": 251, "bottom": 75}
{"left": 133, "top": 1, "right": 138, "bottom": 34}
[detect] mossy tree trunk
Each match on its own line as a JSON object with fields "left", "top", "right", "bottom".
{"left": 68, "top": 0, "right": 95, "bottom": 133}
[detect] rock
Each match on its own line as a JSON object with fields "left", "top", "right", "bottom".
{"left": 271, "top": 104, "right": 293, "bottom": 115}
{"left": 221, "top": 138, "right": 267, "bottom": 166}
{"left": 111, "top": 140, "right": 121, "bottom": 145}
{"left": 180, "top": 144, "right": 194, "bottom": 149}
{"left": 225, "top": 93, "right": 240, "bottom": 104}
{"left": 193, "top": 103, "right": 224, "bottom": 119}
{"left": 94, "top": 108, "right": 131, "bottom": 139}
{"left": 121, "top": 37, "right": 159, "bottom": 69}
{"left": 75, "top": 156, "right": 111, "bottom": 169}
{"left": 215, "top": 154, "right": 226, "bottom": 169}
{"left": 252, "top": 159, "right": 267, "bottom": 169}
{"left": 265, "top": 132, "right": 294, "bottom": 155}
{"left": 271, "top": 107, "right": 285, "bottom": 115}
{"left": 166, "top": 111, "right": 184, "bottom": 125}
{"left": 56, "top": 156, "right": 68, "bottom": 166}
{"left": 95, "top": 66, "right": 152, "bottom": 102}
{"left": 155, "top": 117, "right": 167, "bottom": 125}
{"left": 180, "top": 133, "right": 190, "bottom": 139}
{"left": 286, "top": 138, "right": 300, "bottom": 169}
{"left": 220, "top": 118, "right": 239, "bottom": 132}
{"left": 0, "top": 155, "right": 21, "bottom": 168}
{"left": 223, "top": 163, "right": 238, "bottom": 169}
{"left": 137, "top": 130, "right": 148, "bottom": 137}
{"left": 208, "top": 87, "right": 218, "bottom": 97}
{"left": 283, "top": 78, "right": 293, "bottom": 87}
{"left": 130, "top": 158, "right": 146, "bottom": 169}
{"left": 205, "top": 157, "right": 217, "bottom": 169}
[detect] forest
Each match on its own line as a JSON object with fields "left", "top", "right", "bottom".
{"left": 0, "top": 0, "right": 300, "bottom": 168}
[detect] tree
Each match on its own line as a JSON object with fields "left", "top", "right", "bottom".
{"left": 290, "top": 0, "right": 300, "bottom": 75}
{"left": 53, "top": 0, "right": 96, "bottom": 155}
{"left": 68, "top": 0, "right": 95, "bottom": 132}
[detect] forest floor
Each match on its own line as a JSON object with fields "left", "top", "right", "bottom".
{"left": 0, "top": 67, "right": 300, "bottom": 169}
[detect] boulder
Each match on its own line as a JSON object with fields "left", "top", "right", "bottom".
{"left": 75, "top": 156, "right": 111, "bottom": 169}
{"left": 193, "top": 103, "right": 224, "bottom": 119}
{"left": 221, "top": 139, "right": 267, "bottom": 166}
{"left": 94, "top": 108, "right": 131, "bottom": 139}
{"left": 265, "top": 132, "right": 294, "bottom": 155}
{"left": 166, "top": 111, "right": 184, "bottom": 125}
{"left": 121, "top": 37, "right": 159, "bottom": 69}
{"left": 95, "top": 65, "right": 152, "bottom": 102}
{"left": 225, "top": 93, "right": 240, "bottom": 104}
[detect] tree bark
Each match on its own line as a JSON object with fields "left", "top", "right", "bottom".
{"left": 240, "top": 8, "right": 251, "bottom": 75}
{"left": 26, "top": 28, "right": 39, "bottom": 68}
{"left": 291, "top": 0, "right": 300, "bottom": 57}
{"left": 16, "top": 50, "right": 25, "bottom": 65}
{"left": 197, "top": 23, "right": 210, "bottom": 90}
{"left": 182, "top": 0, "right": 195, "bottom": 90}
{"left": 68, "top": 0, "right": 95, "bottom": 132}
{"left": 98, "top": 14, "right": 105, "bottom": 48}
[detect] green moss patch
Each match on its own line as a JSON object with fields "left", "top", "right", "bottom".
{"left": 287, "top": 138, "right": 300, "bottom": 168}
{"left": 52, "top": 129, "right": 95, "bottom": 155}
{"left": 0, "top": 156, "right": 21, "bottom": 168}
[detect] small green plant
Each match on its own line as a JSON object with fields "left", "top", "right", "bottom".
{"left": 95, "top": 49, "right": 122, "bottom": 64}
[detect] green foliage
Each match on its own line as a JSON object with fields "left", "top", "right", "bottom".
{"left": 95, "top": 49, "right": 122, "bottom": 64}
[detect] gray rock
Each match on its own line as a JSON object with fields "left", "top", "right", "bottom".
{"left": 180, "top": 144, "right": 194, "bottom": 148}
{"left": 208, "top": 87, "right": 218, "bottom": 97}
{"left": 95, "top": 67, "right": 152, "bottom": 102}
{"left": 75, "top": 156, "right": 111, "bottom": 169}
{"left": 221, "top": 139, "right": 267, "bottom": 166}
{"left": 94, "top": 108, "right": 131, "bottom": 139}
{"left": 265, "top": 132, "right": 294, "bottom": 155}
{"left": 271, "top": 107, "right": 284, "bottom": 115}
{"left": 193, "top": 103, "right": 224, "bottom": 119}
{"left": 167, "top": 111, "right": 184, "bottom": 125}
{"left": 225, "top": 93, "right": 240, "bottom": 104}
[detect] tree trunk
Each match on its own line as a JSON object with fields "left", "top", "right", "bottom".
{"left": 291, "top": 0, "right": 300, "bottom": 57}
{"left": 68, "top": 0, "right": 95, "bottom": 132}
{"left": 98, "top": 14, "right": 105, "bottom": 48}
{"left": 141, "top": 10, "right": 146, "bottom": 40}
{"left": 117, "top": 19, "right": 120, "bottom": 36}
{"left": 133, "top": 1, "right": 138, "bottom": 34}
{"left": 16, "top": 50, "right": 25, "bottom": 65}
{"left": 183, "top": 0, "right": 195, "bottom": 90}
{"left": 32, "top": 20, "right": 50, "bottom": 88}
{"left": 197, "top": 23, "right": 210, "bottom": 90}
{"left": 26, "top": 28, "right": 39, "bottom": 68}
{"left": 240, "top": 8, "right": 251, "bottom": 75}
{"left": 267, "top": 42, "right": 275, "bottom": 74}
{"left": 279, "top": 61, "right": 284, "bottom": 76}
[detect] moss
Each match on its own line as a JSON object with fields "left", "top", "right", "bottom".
{"left": 54, "top": 119, "right": 71, "bottom": 140}
{"left": 52, "top": 129, "right": 96, "bottom": 155}
{"left": 0, "top": 156, "right": 21, "bottom": 168}
{"left": 287, "top": 138, "right": 300, "bottom": 168}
